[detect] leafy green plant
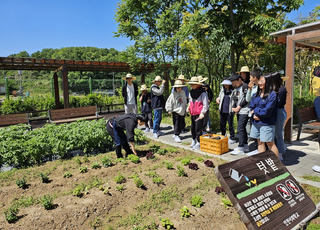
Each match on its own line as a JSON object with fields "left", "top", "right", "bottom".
{"left": 145, "top": 171, "right": 157, "bottom": 178}
{"left": 74, "top": 156, "right": 82, "bottom": 166}
{"left": 134, "top": 129, "right": 146, "bottom": 142}
{"left": 181, "top": 158, "right": 191, "bottom": 166}
{"left": 40, "top": 195, "right": 53, "bottom": 210}
{"left": 196, "top": 157, "right": 204, "bottom": 162}
{"left": 16, "top": 177, "right": 27, "bottom": 189}
{"left": 152, "top": 176, "right": 164, "bottom": 185}
{"left": 134, "top": 177, "right": 144, "bottom": 188}
{"left": 165, "top": 147, "right": 178, "bottom": 154}
{"left": 180, "top": 206, "right": 191, "bottom": 219}
{"left": 177, "top": 165, "right": 186, "bottom": 177}
{"left": 63, "top": 171, "right": 72, "bottom": 178}
{"left": 39, "top": 173, "right": 49, "bottom": 183}
{"left": 149, "top": 144, "right": 160, "bottom": 153}
{"left": 79, "top": 166, "right": 87, "bottom": 173}
{"left": 116, "top": 185, "right": 124, "bottom": 192}
{"left": 164, "top": 161, "right": 174, "bottom": 170}
{"left": 101, "top": 156, "right": 113, "bottom": 167}
{"left": 83, "top": 156, "right": 90, "bottom": 163}
{"left": 221, "top": 197, "right": 233, "bottom": 209}
{"left": 91, "top": 161, "right": 101, "bottom": 169}
{"left": 72, "top": 187, "right": 82, "bottom": 197}
{"left": 160, "top": 217, "right": 174, "bottom": 229}
{"left": 114, "top": 172, "right": 126, "bottom": 184}
{"left": 190, "top": 195, "right": 203, "bottom": 208}
{"left": 127, "top": 154, "right": 140, "bottom": 164}
{"left": 3, "top": 205, "right": 19, "bottom": 223}
{"left": 157, "top": 148, "right": 167, "bottom": 155}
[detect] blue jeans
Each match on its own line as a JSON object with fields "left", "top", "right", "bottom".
{"left": 113, "top": 121, "right": 127, "bottom": 146}
{"left": 275, "top": 108, "right": 287, "bottom": 153}
{"left": 153, "top": 109, "right": 162, "bottom": 133}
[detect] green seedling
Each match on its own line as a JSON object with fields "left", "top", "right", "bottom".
{"left": 40, "top": 194, "right": 53, "bottom": 210}
{"left": 164, "top": 161, "right": 174, "bottom": 170}
{"left": 101, "top": 156, "right": 113, "bottom": 167}
{"left": 79, "top": 166, "right": 87, "bottom": 173}
{"left": 160, "top": 217, "right": 174, "bottom": 229}
{"left": 114, "top": 172, "right": 126, "bottom": 184}
{"left": 16, "top": 177, "right": 27, "bottom": 189}
{"left": 63, "top": 171, "right": 72, "bottom": 178}
{"left": 83, "top": 156, "right": 90, "bottom": 163}
{"left": 74, "top": 156, "right": 82, "bottom": 166}
{"left": 91, "top": 161, "right": 101, "bottom": 169}
{"left": 4, "top": 205, "right": 19, "bottom": 223}
{"left": 196, "top": 157, "right": 204, "bottom": 162}
{"left": 181, "top": 158, "right": 191, "bottom": 166}
{"left": 180, "top": 206, "right": 191, "bottom": 219}
{"left": 39, "top": 172, "right": 49, "bottom": 183}
{"left": 190, "top": 195, "right": 203, "bottom": 208}
{"left": 152, "top": 176, "right": 164, "bottom": 185}
{"left": 127, "top": 154, "right": 140, "bottom": 164}
{"left": 157, "top": 148, "right": 167, "bottom": 155}
{"left": 149, "top": 144, "right": 160, "bottom": 153}
{"left": 134, "top": 177, "right": 144, "bottom": 188}
{"left": 116, "top": 185, "right": 124, "bottom": 192}
{"left": 177, "top": 165, "right": 186, "bottom": 177}
{"left": 221, "top": 197, "right": 233, "bottom": 209}
{"left": 72, "top": 187, "right": 82, "bottom": 197}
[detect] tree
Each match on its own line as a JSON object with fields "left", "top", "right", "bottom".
{"left": 201, "top": 0, "right": 303, "bottom": 72}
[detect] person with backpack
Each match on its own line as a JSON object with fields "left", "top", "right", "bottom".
{"left": 139, "top": 84, "right": 153, "bottom": 133}
{"left": 106, "top": 113, "right": 147, "bottom": 158}
{"left": 165, "top": 80, "right": 187, "bottom": 143}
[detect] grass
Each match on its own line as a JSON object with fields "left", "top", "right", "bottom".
{"left": 303, "top": 175, "right": 320, "bottom": 183}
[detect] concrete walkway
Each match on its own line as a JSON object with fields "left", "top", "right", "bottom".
{"left": 140, "top": 123, "right": 320, "bottom": 188}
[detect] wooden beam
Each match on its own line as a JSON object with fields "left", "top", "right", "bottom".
{"left": 141, "top": 73, "right": 145, "bottom": 84}
{"left": 53, "top": 72, "right": 60, "bottom": 109}
{"left": 61, "top": 65, "right": 70, "bottom": 109}
{"left": 284, "top": 37, "right": 295, "bottom": 143}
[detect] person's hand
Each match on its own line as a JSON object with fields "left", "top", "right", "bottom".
{"left": 168, "top": 112, "right": 172, "bottom": 115}
{"left": 248, "top": 81, "right": 254, "bottom": 90}
{"left": 133, "top": 150, "right": 138, "bottom": 156}
{"left": 199, "top": 113, "right": 205, "bottom": 119}
{"left": 253, "top": 115, "right": 260, "bottom": 121}
{"left": 147, "top": 99, "right": 151, "bottom": 103}
{"left": 216, "top": 99, "right": 220, "bottom": 104}
{"left": 208, "top": 100, "right": 211, "bottom": 103}
{"left": 232, "top": 106, "right": 240, "bottom": 114}
{"left": 251, "top": 110, "right": 254, "bottom": 114}
{"left": 162, "top": 80, "right": 166, "bottom": 85}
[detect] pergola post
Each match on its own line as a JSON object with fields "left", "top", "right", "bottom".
{"left": 61, "top": 65, "right": 70, "bottom": 109}
{"left": 53, "top": 72, "right": 60, "bottom": 109}
{"left": 163, "top": 71, "right": 169, "bottom": 94}
{"left": 284, "top": 37, "right": 295, "bottom": 143}
{"left": 141, "top": 73, "right": 145, "bottom": 84}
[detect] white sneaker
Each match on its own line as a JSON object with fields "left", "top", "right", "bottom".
{"left": 193, "top": 142, "right": 200, "bottom": 150}
{"left": 206, "top": 126, "right": 211, "bottom": 132}
{"left": 312, "top": 165, "right": 320, "bottom": 173}
{"left": 174, "top": 136, "right": 182, "bottom": 143}
{"left": 153, "top": 133, "right": 159, "bottom": 139}
{"left": 228, "top": 139, "right": 236, "bottom": 144}
{"left": 190, "top": 139, "right": 196, "bottom": 147}
{"left": 144, "top": 128, "right": 150, "bottom": 133}
{"left": 231, "top": 147, "right": 245, "bottom": 155}
{"left": 172, "top": 135, "right": 176, "bottom": 139}
{"left": 150, "top": 129, "right": 153, "bottom": 133}
{"left": 244, "top": 144, "right": 249, "bottom": 152}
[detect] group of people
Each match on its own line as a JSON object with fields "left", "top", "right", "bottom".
{"left": 217, "top": 67, "right": 288, "bottom": 160}
{"left": 106, "top": 69, "right": 287, "bottom": 161}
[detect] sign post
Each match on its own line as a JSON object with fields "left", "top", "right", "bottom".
{"left": 215, "top": 150, "right": 317, "bottom": 230}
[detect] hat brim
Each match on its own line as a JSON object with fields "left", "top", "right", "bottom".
{"left": 172, "top": 85, "right": 186, "bottom": 88}
{"left": 188, "top": 81, "right": 203, "bottom": 85}
{"left": 199, "top": 77, "right": 208, "bottom": 83}
{"left": 122, "top": 77, "right": 137, "bottom": 81}
{"left": 281, "top": 76, "right": 289, "bottom": 81}
{"left": 220, "top": 80, "right": 232, "bottom": 85}
{"left": 174, "top": 78, "right": 189, "bottom": 82}
{"left": 139, "top": 88, "right": 149, "bottom": 91}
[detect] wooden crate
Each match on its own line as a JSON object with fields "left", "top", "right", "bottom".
{"left": 200, "top": 134, "right": 229, "bottom": 155}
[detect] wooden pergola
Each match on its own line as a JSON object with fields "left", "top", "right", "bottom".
{"left": 270, "top": 21, "right": 320, "bottom": 142}
{"left": 0, "top": 57, "right": 170, "bottom": 109}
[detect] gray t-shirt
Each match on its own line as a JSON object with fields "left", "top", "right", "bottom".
{"left": 127, "top": 84, "right": 135, "bottom": 105}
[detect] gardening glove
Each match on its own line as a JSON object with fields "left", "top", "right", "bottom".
{"left": 199, "top": 113, "right": 205, "bottom": 119}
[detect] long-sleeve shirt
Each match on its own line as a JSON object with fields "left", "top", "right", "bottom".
{"left": 151, "top": 84, "right": 164, "bottom": 96}
{"left": 165, "top": 90, "right": 187, "bottom": 116}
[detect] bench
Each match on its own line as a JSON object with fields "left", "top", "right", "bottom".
{"left": 49, "top": 106, "right": 103, "bottom": 124}
{"left": 97, "top": 103, "right": 124, "bottom": 113}
{"left": 296, "top": 106, "right": 320, "bottom": 141}
{"left": 0, "top": 113, "right": 30, "bottom": 127}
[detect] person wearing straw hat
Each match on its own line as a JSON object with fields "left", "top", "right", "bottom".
{"left": 186, "top": 77, "right": 209, "bottom": 150}
{"left": 150, "top": 76, "right": 166, "bottom": 139}
{"left": 165, "top": 80, "right": 187, "bottom": 143}
{"left": 172, "top": 75, "right": 189, "bottom": 133}
{"left": 139, "top": 84, "right": 153, "bottom": 133}
{"left": 273, "top": 72, "right": 288, "bottom": 161}
{"left": 122, "top": 73, "right": 138, "bottom": 114}
{"left": 216, "top": 79, "right": 236, "bottom": 144}
{"left": 238, "top": 66, "right": 250, "bottom": 84}
{"left": 197, "top": 75, "right": 208, "bottom": 83}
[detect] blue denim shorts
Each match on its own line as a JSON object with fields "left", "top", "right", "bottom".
{"left": 250, "top": 123, "right": 275, "bottom": 142}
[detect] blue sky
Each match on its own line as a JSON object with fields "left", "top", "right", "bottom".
{"left": 0, "top": 0, "right": 318, "bottom": 57}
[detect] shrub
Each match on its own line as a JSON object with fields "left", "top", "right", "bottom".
{"left": 114, "top": 172, "right": 126, "bottom": 184}
{"left": 40, "top": 195, "right": 53, "bottom": 210}
{"left": 101, "top": 156, "right": 113, "bottom": 167}
{"left": 63, "top": 171, "right": 72, "bottom": 178}
{"left": 39, "top": 173, "right": 50, "bottom": 183}
{"left": 190, "top": 195, "right": 203, "bottom": 208}
{"left": 91, "top": 162, "right": 101, "bottom": 169}
{"left": 16, "top": 177, "right": 27, "bottom": 189}
{"left": 127, "top": 154, "right": 140, "bottom": 164}
{"left": 3, "top": 205, "right": 19, "bottom": 223}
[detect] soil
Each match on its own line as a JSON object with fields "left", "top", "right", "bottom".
{"left": 0, "top": 140, "right": 318, "bottom": 230}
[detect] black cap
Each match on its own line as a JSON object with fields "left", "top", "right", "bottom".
{"left": 228, "top": 73, "right": 241, "bottom": 82}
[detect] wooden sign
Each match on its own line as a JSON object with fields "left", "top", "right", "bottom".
{"left": 215, "top": 150, "right": 316, "bottom": 230}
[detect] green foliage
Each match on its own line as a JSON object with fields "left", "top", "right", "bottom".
{"left": 160, "top": 218, "right": 174, "bottom": 230}
{"left": 190, "top": 195, "right": 203, "bottom": 208}
{"left": 221, "top": 198, "right": 233, "bottom": 209}
{"left": 116, "top": 185, "right": 124, "bottom": 192}
{"left": 157, "top": 149, "right": 167, "bottom": 155}
{"left": 83, "top": 156, "right": 90, "bottom": 163}
{"left": 127, "top": 154, "right": 140, "bottom": 164}
{"left": 101, "top": 156, "right": 113, "bottom": 167}
{"left": 114, "top": 172, "right": 126, "bottom": 184}
{"left": 134, "top": 129, "right": 146, "bottom": 142}
{"left": 63, "top": 171, "right": 72, "bottom": 178}
{"left": 180, "top": 206, "right": 190, "bottom": 219}
{"left": 165, "top": 147, "right": 178, "bottom": 154}
{"left": 16, "top": 177, "right": 27, "bottom": 189}
{"left": 3, "top": 205, "right": 19, "bottom": 223}
{"left": 181, "top": 159, "right": 191, "bottom": 166}
{"left": 177, "top": 165, "right": 186, "bottom": 177}
{"left": 39, "top": 173, "right": 50, "bottom": 183}
{"left": 306, "top": 223, "right": 320, "bottom": 230}
{"left": 74, "top": 157, "right": 82, "bottom": 166}
{"left": 196, "top": 157, "right": 204, "bottom": 162}
{"left": 152, "top": 176, "right": 164, "bottom": 185}
{"left": 134, "top": 177, "right": 144, "bottom": 188}
{"left": 114, "top": 158, "right": 128, "bottom": 165}
{"left": 164, "top": 161, "right": 174, "bottom": 170}
{"left": 79, "top": 166, "right": 87, "bottom": 173}
{"left": 40, "top": 195, "right": 53, "bottom": 210}
{"left": 145, "top": 171, "right": 157, "bottom": 178}
{"left": 149, "top": 144, "right": 160, "bottom": 153}
{"left": 91, "top": 161, "right": 101, "bottom": 169}
{"left": 72, "top": 187, "right": 82, "bottom": 197}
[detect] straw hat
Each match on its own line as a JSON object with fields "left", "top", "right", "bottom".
{"left": 238, "top": 66, "right": 250, "bottom": 73}
{"left": 281, "top": 76, "right": 289, "bottom": 81}
{"left": 220, "top": 79, "right": 232, "bottom": 85}
{"left": 172, "top": 80, "right": 186, "bottom": 88}
{"left": 139, "top": 84, "right": 149, "bottom": 91}
{"left": 197, "top": 75, "right": 208, "bottom": 83}
{"left": 188, "top": 76, "right": 202, "bottom": 85}
{"left": 174, "top": 75, "right": 189, "bottom": 82}
{"left": 122, "top": 73, "right": 137, "bottom": 81}
{"left": 152, "top": 75, "right": 163, "bottom": 82}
